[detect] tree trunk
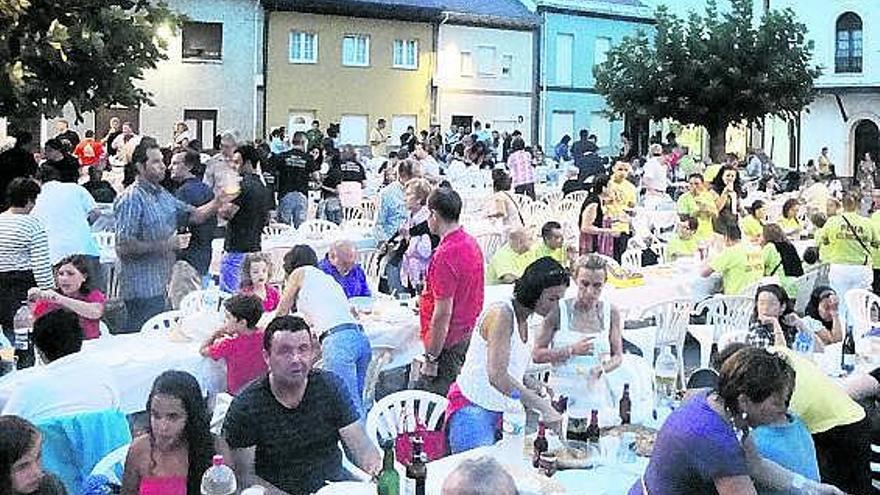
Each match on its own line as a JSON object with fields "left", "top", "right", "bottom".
{"left": 707, "top": 122, "right": 727, "bottom": 164}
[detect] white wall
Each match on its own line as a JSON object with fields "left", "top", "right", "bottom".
{"left": 800, "top": 93, "right": 880, "bottom": 176}
{"left": 436, "top": 92, "right": 532, "bottom": 139}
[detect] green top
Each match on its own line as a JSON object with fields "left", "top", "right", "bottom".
{"left": 486, "top": 244, "right": 540, "bottom": 285}
{"left": 709, "top": 242, "right": 764, "bottom": 295}
{"left": 815, "top": 213, "right": 876, "bottom": 266}
{"left": 677, "top": 190, "right": 717, "bottom": 240}
{"left": 529, "top": 242, "right": 567, "bottom": 266}
{"left": 740, "top": 215, "right": 764, "bottom": 240}
{"left": 667, "top": 234, "right": 699, "bottom": 259}
{"left": 779, "top": 216, "right": 801, "bottom": 236}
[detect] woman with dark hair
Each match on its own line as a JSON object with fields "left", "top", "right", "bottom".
{"left": 506, "top": 137, "right": 535, "bottom": 199}
{"left": 779, "top": 198, "right": 801, "bottom": 238}
{"left": 486, "top": 169, "right": 522, "bottom": 232}
{"left": 0, "top": 178, "right": 53, "bottom": 343}
{"left": 740, "top": 200, "right": 766, "bottom": 242}
{"left": 28, "top": 254, "right": 106, "bottom": 340}
{"left": 760, "top": 224, "right": 803, "bottom": 298}
{"left": 711, "top": 165, "right": 744, "bottom": 215}
{"left": 276, "top": 244, "right": 372, "bottom": 419}
{"left": 802, "top": 286, "right": 844, "bottom": 345}
{"left": 578, "top": 174, "right": 618, "bottom": 257}
{"left": 632, "top": 346, "right": 844, "bottom": 495}
{"left": 747, "top": 284, "right": 818, "bottom": 350}
{"left": 554, "top": 135, "right": 572, "bottom": 162}
{"left": 446, "top": 257, "right": 569, "bottom": 453}
{"left": 533, "top": 254, "right": 624, "bottom": 422}
{"left": 121, "top": 370, "right": 231, "bottom": 495}
{"left": 0, "top": 416, "right": 66, "bottom": 495}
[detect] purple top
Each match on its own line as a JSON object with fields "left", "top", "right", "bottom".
{"left": 629, "top": 392, "right": 748, "bottom": 495}
{"left": 317, "top": 257, "right": 371, "bottom": 299}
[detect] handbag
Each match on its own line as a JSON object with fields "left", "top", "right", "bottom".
{"left": 394, "top": 410, "right": 446, "bottom": 465}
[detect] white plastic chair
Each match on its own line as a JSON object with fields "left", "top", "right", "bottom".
{"left": 793, "top": 269, "right": 821, "bottom": 315}
{"left": 565, "top": 191, "right": 589, "bottom": 205}
{"left": 358, "top": 248, "right": 382, "bottom": 292}
{"left": 511, "top": 193, "right": 533, "bottom": 210}
{"left": 140, "top": 310, "right": 183, "bottom": 333}
{"left": 717, "top": 330, "right": 750, "bottom": 352}
{"left": 359, "top": 199, "right": 378, "bottom": 221}
{"left": 365, "top": 390, "right": 448, "bottom": 447}
{"left": 263, "top": 223, "right": 293, "bottom": 237}
{"left": 343, "top": 218, "right": 375, "bottom": 233}
{"left": 845, "top": 288, "right": 880, "bottom": 336}
{"left": 363, "top": 345, "right": 394, "bottom": 407}
{"left": 541, "top": 189, "right": 563, "bottom": 207}
{"left": 476, "top": 232, "right": 504, "bottom": 262}
{"left": 342, "top": 206, "right": 365, "bottom": 222}
{"left": 89, "top": 443, "right": 130, "bottom": 485}
{"left": 620, "top": 249, "right": 642, "bottom": 271}
{"left": 554, "top": 198, "right": 581, "bottom": 224}
{"left": 179, "top": 289, "right": 233, "bottom": 314}
{"left": 635, "top": 298, "right": 693, "bottom": 387}
{"left": 691, "top": 295, "right": 754, "bottom": 368}
{"left": 299, "top": 219, "right": 341, "bottom": 238}
{"left": 92, "top": 232, "right": 115, "bottom": 250}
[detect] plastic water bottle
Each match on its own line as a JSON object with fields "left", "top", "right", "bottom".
{"left": 203, "top": 281, "right": 221, "bottom": 313}
{"left": 654, "top": 346, "right": 678, "bottom": 407}
{"left": 502, "top": 390, "right": 527, "bottom": 458}
{"left": 200, "top": 455, "right": 236, "bottom": 495}
{"left": 794, "top": 328, "right": 815, "bottom": 356}
{"left": 13, "top": 302, "right": 34, "bottom": 369}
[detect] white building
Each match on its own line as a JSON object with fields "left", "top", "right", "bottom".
{"left": 57, "top": 0, "right": 264, "bottom": 147}
{"left": 433, "top": 0, "right": 539, "bottom": 142}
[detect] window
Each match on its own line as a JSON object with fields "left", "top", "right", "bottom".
{"left": 343, "top": 34, "right": 370, "bottom": 67}
{"left": 393, "top": 39, "right": 418, "bottom": 69}
{"left": 339, "top": 115, "right": 369, "bottom": 145}
{"left": 289, "top": 31, "right": 318, "bottom": 64}
{"left": 183, "top": 110, "right": 217, "bottom": 149}
{"left": 477, "top": 46, "right": 497, "bottom": 77}
{"left": 182, "top": 22, "right": 222, "bottom": 60}
{"left": 594, "top": 37, "right": 611, "bottom": 67}
{"left": 501, "top": 54, "right": 513, "bottom": 78}
{"left": 460, "top": 51, "right": 473, "bottom": 77}
{"left": 590, "top": 112, "right": 611, "bottom": 149}
{"left": 556, "top": 33, "right": 574, "bottom": 86}
{"left": 835, "top": 12, "right": 863, "bottom": 73}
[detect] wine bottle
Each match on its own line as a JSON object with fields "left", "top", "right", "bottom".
{"left": 841, "top": 323, "right": 856, "bottom": 373}
{"left": 619, "top": 383, "right": 632, "bottom": 425}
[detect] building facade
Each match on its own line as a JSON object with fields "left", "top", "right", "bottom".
{"left": 264, "top": 1, "right": 436, "bottom": 148}
{"left": 433, "top": 1, "right": 539, "bottom": 142}
{"left": 533, "top": 0, "right": 653, "bottom": 154}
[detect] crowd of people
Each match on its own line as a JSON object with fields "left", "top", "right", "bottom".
{"left": 0, "top": 115, "right": 878, "bottom": 495}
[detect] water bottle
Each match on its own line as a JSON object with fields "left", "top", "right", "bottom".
{"left": 13, "top": 302, "right": 34, "bottom": 369}
{"left": 654, "top": 346, "right": 677, "bottom": 407}
{"left": 501, "top": 390, "right": 527, "bottom": 458}
{"left": 203, "top": 281, "right": 221, "bottom": 313}
{"left": 794, "top": 328, "right": 815, "bottom": 356}
{"left": 200, "top": 455, "right": 237, "bottom": 495}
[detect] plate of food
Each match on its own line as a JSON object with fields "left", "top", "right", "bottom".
{"left": 601, "top": 424, "right": 657, "bottom": 457}
{"left": 553, "top": 440, "right": 599, "bottom": 470}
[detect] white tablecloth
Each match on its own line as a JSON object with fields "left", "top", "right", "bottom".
{"left": 358, "top": 299, "right": 424, "bottom": 370}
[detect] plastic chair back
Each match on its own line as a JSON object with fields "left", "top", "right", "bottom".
{"left": 140, "top": 310, "right": 183, "bottom": 333}
{"left": 695, "top": 295, "right": 755, "bottom": 342}
{"left": 845, "top": 288, "right": 880, "bottom": 335}
{"left": 365, "top": 390, "right": 448, "bottom": 447}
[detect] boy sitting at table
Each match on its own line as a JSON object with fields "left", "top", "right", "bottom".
{"left": 666, "top": 215, "right": 700, "bottom": 259}
{"left": 200, "top": 294, "right": 267, "bottom": 395}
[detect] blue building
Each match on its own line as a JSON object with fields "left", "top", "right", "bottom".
{"left": 534, "top": 0, "right": 654, "bottom": 155}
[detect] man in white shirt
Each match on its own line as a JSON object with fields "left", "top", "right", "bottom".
{"left": 0, "top": 310, "right": 119, "bottom": 422}
{"left": 413, "top": 143, "right": 441, "bottom": 183}
{"left": 368, "top": 118, "right": 390, "bottom": 158}
{"left": 32, "top": 160, "right": 103, "bottom": 290}
{"left": 641, "top": 143, "right": 668, "bottom": 208}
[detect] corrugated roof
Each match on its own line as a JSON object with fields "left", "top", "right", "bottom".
{"left": 440, "top": 0, "right": 541, "bottom": 28}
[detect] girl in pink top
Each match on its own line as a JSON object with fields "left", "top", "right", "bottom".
{"left": 237, "top": 253, "right": 280, "bottom": 312}
{"left": 200, "top": 294, "right": 267, "bottom": 395}
{"left": 121, "top": 370, "right": 232, "bottom": 495}
{"left": 29, "top": 254, "right": 105, "bottom": 339}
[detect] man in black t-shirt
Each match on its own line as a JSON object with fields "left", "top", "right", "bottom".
{"left": 270, "top": 131, "right": 316, "bottom": 228}
{"left": 0, "top": 131, "right": 38, "bottom": 208}
{"left": 218, "top": 144, "right": 272, "bottom": 292}
{"left": 223, "top": 316, "right": 380, "bottom": 495}
{"left": 320, "top": 150, "right": 366, "bottom": 224}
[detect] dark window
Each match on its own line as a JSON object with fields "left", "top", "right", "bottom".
{"left": 182, "top": 22, "right": 222, "bottom": 60}
{"left": 835, "top": 12, "right": 862, "bottom": 73}
{"left": 183, "top": 109, "right": 218, "bottom": 148}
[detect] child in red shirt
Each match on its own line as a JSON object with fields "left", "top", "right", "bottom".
{"left": 30, "top": 254, "right": 105, "bottom": 339}
{"left": 200, "top": 294, "right": 267, "bottom": 395}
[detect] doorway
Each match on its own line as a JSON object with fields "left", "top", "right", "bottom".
{"left": 451, "top": 115, "right": 473, "bottom": 134}
{"left": 854, "top": 119, "right": 880, "bottom": 169}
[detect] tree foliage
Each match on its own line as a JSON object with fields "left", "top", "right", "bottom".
{"left": 0, "top": 0, "right": 181, "bottom": 122}
{"left": 594, "top": 0, "right": 821, "bottom": 158}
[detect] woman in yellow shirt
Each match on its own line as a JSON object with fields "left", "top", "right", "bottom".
{"left": 779, "top": 198, "right": 802, "bottom": 238}
{"left": 740, "top": 200, "right": 766, "bottom": 242}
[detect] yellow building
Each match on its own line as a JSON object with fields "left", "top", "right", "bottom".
{"left": 265, "top": 4, "right": 435, "bottom": 148}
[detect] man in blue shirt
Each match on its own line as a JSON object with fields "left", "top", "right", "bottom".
{"left": 373, "top": 160, "right": 413, "bottom": 242}
{"left": 318, "top": 239, "right": 371, "bottom": 298}
{"left": 171, "top": 148, "right": 216, "bottom": 281}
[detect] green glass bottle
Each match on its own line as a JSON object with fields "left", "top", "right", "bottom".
{"left": 377, "top": 441, "right": 400, "bottom": 495}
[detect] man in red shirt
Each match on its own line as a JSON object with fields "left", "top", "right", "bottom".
{"left": 73, "top": 130, "right": 105, "bottom": 168}
{"left": 417, "top": 187, "right": 484, "bottom": 395}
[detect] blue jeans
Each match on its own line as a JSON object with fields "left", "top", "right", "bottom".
{"left": 447, "top": 404, "right": 501, "bottom": 454}
{"left": 384, "top": 262, "right": 405, "bottom": 296}
{"left": 322, "top": 324, "right": 372, "bottom": 419}
{"left": 219, "top": 252, "right": 246, "bottom": 293}
{"left": 124, "top": 296, "right": 167, "bottom": 333}
{"left": 320, "top": 197, "right": 342, "bottom": 224}
{"left": 277, "top": 192, "right": 308, "bottom": 228}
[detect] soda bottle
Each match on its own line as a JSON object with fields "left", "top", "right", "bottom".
{"left": 619, "top": 383, "right": 632, "bottom": 425}
{"left": 13, "top": 302, "right": 34, "bottom": 369}
{"left": 200, "top": 455, "right": 237, "bottom": 495}
{"left": 586, "top": 410, "right": 600, "bottom": 444}
{"left": 377, "top": 440, "right": 400, "bottom": 495}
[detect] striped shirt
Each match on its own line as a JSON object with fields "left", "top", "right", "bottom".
{"left": 114, "top": 178, "right": 193, "bottom": 299}
{"left": 0, "top": 212, "right": 54, "bottom": 288}
{"left": 507, "top": 150, "right": 534, "bottom": 187}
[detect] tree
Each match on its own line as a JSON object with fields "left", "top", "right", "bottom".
{"left": 0, "top": 0, "right": 180, "bottom": 124}
{"left": 594, "top": 0, "right": 821, "bottom": 161}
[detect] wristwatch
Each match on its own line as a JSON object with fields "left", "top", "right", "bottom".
{"left": 424, "top": 352, "right": 439, "bottom": 364}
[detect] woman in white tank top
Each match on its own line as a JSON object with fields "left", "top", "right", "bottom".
{"left": 447, "top": 257, "right": 570, "bottom": 453}
{"left": 532, "top": 254, "right": 624, "bottom": 420}
{"left": 276, "top": 245, "right": 372, "bottom": 419}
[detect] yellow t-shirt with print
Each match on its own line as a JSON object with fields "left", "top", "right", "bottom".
{"left": 606, "top": 178, "right": 637, "bottom": 220}
{"left": 740, "top": 215, "right": 764, "bottom": 240}
{"left": 667, "top": 234, "right": 699, "bottom": 259}
{"left": 486, "top": 244, "right": 540, "bottom": 285}
{"left": 772, "top": 347, "right": 865, "bottom": 434}
{"left": 815, "top": 212, "right": 876, "bottom": 266}
{"left": 529, "top": 242, "right": 567, "bottom": 266}
{"left": 778, "top": 216, "right": 801, "bottom": 236}
{"left": 676, "top": 190, "right": 717, "bottom": 240}
{"left": 709, "top": 242, "right": 763, "bottom": 295}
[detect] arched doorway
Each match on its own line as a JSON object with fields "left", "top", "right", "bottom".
{"left": 854, "top": 119, "right": 880, "bottom": 170}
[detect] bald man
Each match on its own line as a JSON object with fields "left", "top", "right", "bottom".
{"left": 441, "top": 457, "right": 517, "bottom": 495}
{"left": 485, "top": 227, "right": 539, "bottom": 285}
{"left": 317, "top": 239, "right": 372, "bottom": 298}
